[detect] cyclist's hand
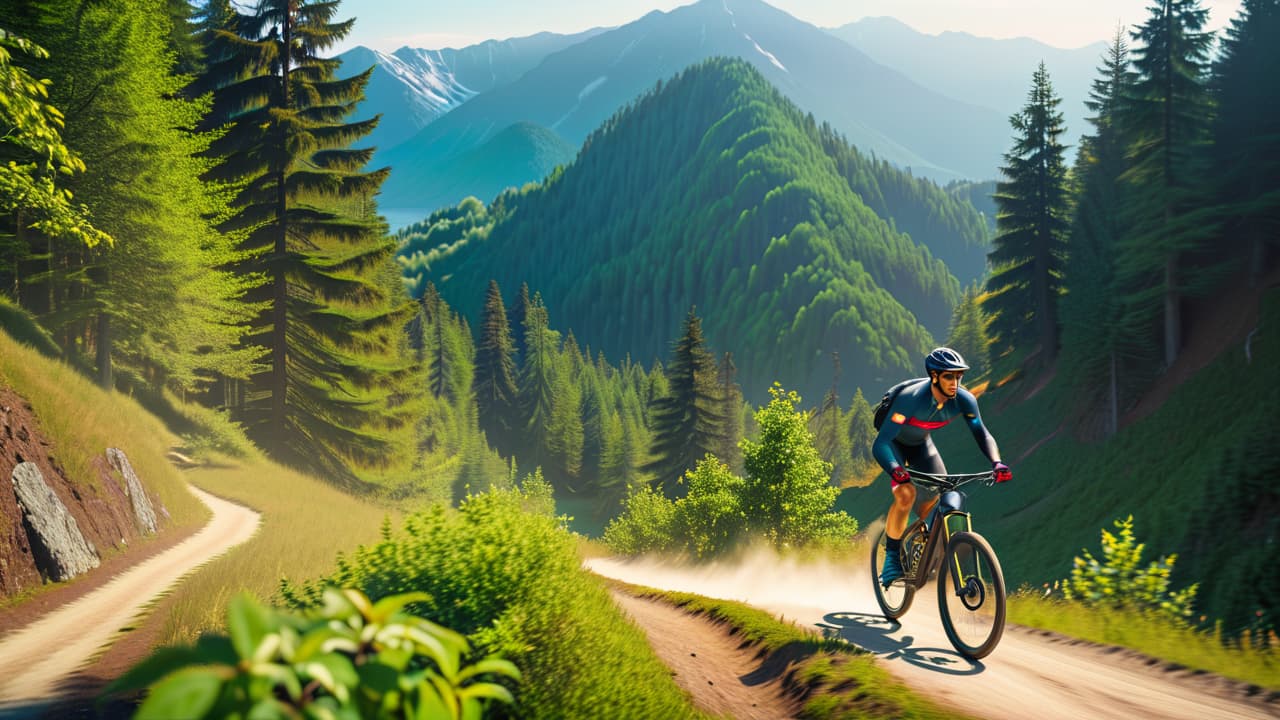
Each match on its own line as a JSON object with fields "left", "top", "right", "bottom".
{"left": 993, "top": 462, "right": 1012, "bottom": 483}
{"left": 890, "top": 466, "right": 910, "bottom": 485}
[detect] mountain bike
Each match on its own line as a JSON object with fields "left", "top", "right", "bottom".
{"left": 870, "top": 468, "right": 1006, "bottom": 659}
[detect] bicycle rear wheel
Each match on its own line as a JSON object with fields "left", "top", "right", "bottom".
{"left": 871, "top": 529, "right": 915, "bottom": 619}
{"left": 937, "top": 531, "right": 1006, "bottom": 659}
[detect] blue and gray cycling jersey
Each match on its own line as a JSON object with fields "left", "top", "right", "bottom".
{"left": 872, "top": 379, "right": 1001, "bottom": 476}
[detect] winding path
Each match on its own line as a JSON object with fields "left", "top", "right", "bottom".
{"left": 589, "top": 553, "right": 1277, "bottom": 720}
{"left": 0, "top": 485, "right": 260, "bottom": 715}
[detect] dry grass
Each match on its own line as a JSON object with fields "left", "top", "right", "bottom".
{"left": 0, "top": 330, "right": 206, "bottom": 529}
{"left": 159, "top": 457, "right": 400, "bottom": 645}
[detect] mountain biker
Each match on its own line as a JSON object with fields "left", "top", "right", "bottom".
{"left": 874, "top": 347, "right": 1012, "bottom": 587}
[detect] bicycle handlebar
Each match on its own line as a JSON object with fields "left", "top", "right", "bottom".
{"left": 904, "top": 468, "right": 996, "bottom": 490}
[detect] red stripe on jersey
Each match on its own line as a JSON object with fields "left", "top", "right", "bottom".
{"left": 907, "top": 417, "right": 951, "bottom": 430}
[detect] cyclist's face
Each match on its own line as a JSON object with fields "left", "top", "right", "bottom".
{"left": 936, "top": 371, "right": 963, "bottom": 397}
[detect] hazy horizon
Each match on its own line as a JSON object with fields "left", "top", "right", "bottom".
{"left": 332, "top": 0, "right": 1243, "bottom": 55}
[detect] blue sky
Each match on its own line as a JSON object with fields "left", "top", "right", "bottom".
{"left": 333, "top": 0, "right": 1244, "bottom": 54}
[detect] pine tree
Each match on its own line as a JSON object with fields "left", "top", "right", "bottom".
{"left": 474, "top": 279, "right": 519, "bottom": 448}
{"left": 513, "top": 281, "right": 531, "bottom": 364}
{"left": 518, "top": 293, "right": 558, "bottom": 472}
{"left": 6, "top": 0, "right": 257, "bottom": 394}
{"left": 1118, "top": 0, "right": 1217, "bottom": 369}
{"left": 1060, "top": 27, "right": 1141, "bottom": 435}
{"left": 199, "top": 0, "right": 410, "bottom": 474}
{"left": 809, "top": 352, "right": 853, "bottom": 484}
{"left": 847, "top": 388, "right": 876, "bottom": 464}
{"left": 716, "top": 352, "right": 745, "bottom": 475}
{"left": 984, "top": 62, "right": 1070, "bottom": 365}
{"left": 645, "top": 308, "right": 725, "bottom": 495}
{"left": 946, "top": 284, "right": 992, "bottom": 378}
{"left": 1211, "top": 0, "right": 1280, "bottom": 284}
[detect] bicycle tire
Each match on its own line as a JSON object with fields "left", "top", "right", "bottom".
{"left": 871, "top": 529, "right": 915, "bottom": 619}
{"left": 937, "top": 531, "right": 1006, "bottom": 659}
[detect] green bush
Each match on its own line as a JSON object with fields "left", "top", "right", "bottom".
{"left": 741, "top": 386, "right": 858, "bottom": 548}
{"left": 106, "top": 588, "right": 519, "bottom": 719}
{"left": 601, "top": 482, "right": 677, "bottom": 555}
{"left": 1063, "top": 515, "right": 1199, "bottom": 623}
{"left": 285, "top": 478, "right": 702, "bottom": 719}
{"left": 604, "top": 385, "right": 858, "bottom": 557}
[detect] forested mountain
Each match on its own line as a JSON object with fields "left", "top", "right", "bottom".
{"left": 378, "top": 0, "right": 1007, "bottom": 209}
{"left": 335, "top": 28, "right": 606, "bottom": 152}
{"left": 398, "top": 58, "right": 992, "bottom": 404}
{"left": 828, "top": 17, "right": 1102, "bottom": 152}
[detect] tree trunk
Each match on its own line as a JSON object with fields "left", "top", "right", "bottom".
{"left": 97, "top": 311, "right": 112, "bottom": 389}
{"left": 1164, "top": 253, "right": 1179, "bottom": 368}
{"left": 1108, "top": 350, "right": 1118, "bottom": 437}
{"left": 271, "top": 171, "right": 288, "bottom": 442}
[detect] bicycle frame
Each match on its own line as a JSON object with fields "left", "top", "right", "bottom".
{"left": 899, "top": 471, "right": 992, "bottom": 593}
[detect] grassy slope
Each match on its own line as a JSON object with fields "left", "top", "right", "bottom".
{"left": 156, "top": 458, "right": 401, "bottom": 645}
{"left": 0, "top": 329, "right": 208, "bottom": 538}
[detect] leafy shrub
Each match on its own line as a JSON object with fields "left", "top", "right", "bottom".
{"left": 741, "top": 386, "right": 858, "bottom": 547}
{"left": 284, "top": 478, "right": 700, "bottom": 719}
{"left": 1063, "top": 515, "right": 1199, "bottom": 623}
{"left": 107, "top": 588, "right": 518, "bottom": 719}
{"left": 602, "top": 483, "right": 678, "bottom": 554}
{"left": 604, "top": 385, "right": 858, "bottom": 556}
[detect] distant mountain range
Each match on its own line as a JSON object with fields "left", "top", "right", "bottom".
{"left": 397, "top": 58, "right": 993, "bottom": 402}
{"left": 827, "top": 17, "right": 1104, "bottom": 152}
{"left": 336, "top": 28, "right": 605, "bottom": 153}
{"left": 341, "top": 0, "right": 1103, "bottom": 222}
{"left": 367, "top": 0, "right": 1011, "bottom": 212}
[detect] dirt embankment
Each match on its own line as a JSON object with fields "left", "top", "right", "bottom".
{"left": 0, "top": 386, "right": 165, "bottom": 597}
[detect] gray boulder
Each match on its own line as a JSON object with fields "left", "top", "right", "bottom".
{"left": 11, "top": 462, "right": 100, "bottom": 581}
{"left": 106, "top": 448, "right": 157, "bottom": 534}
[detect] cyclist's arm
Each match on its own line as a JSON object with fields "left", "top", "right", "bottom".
{"left": 872, "top": 393, "right": 908, "bottom": 474}
{"left": 959, "top": 389, "right": 1002, "bottom": 463}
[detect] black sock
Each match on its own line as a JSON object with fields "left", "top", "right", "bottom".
{"left": 885, "top": 535, "right": 902, "bottom": 554}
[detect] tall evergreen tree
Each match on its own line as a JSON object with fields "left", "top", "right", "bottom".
{"left": 1118, "top": 0, "right": 1217, "bottom": 368}
{"left": 945, "top": 284, "right": 992, "bottom": 378}
{"left": 1061, "top": 27, "right": 1141, "bottom": 435}
{"left": 847, "top": 388, "right": 876, "bottom": 464}
{"left": 518, "top": 293, "right": 558, "bottom": 472}
{"left": 513, "top": 281, "right": 531, "bottom": 364}
{"left": 984, "top": 62, "right": 1070, "bottom": 365}
{"left": 810, "top": 352, "right": 854, "bottom": 485}
{"left": 6, "top": 0, "right": 258, "bottom": 394}
{"left": 1211, "top": 0, "right": 1280, "bottom": 284}
{"left": 474, "top": 279, "right": 518, "bottom": 447}
{"left": 716, "top": 352, "right": 745, "bottom": 475}
{"left": 645, "top": 308, "right": 725, "bottom": 495}
{"left": 199, "top": 0, "right": 409, "bottom": 474}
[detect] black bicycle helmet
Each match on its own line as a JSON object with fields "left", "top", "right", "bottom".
{"left": 924, "top": 347, "right": 969, "bottom": 373}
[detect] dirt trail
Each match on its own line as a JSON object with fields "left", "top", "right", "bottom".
{"left": 611, "top": 590, "right": 801, "bottom": 719}
{"left": 0, "top": 485, "right": 260, "bottom": 714}
{"left": 589, "top": 550, "right": 1277, "bottom": 720}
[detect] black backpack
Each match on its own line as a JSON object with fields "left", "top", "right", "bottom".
{"left": 873, "top": 378, "right": 926, "bottom": 430}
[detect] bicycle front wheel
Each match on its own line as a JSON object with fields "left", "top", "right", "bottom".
{"left": 937, "top": 531, "right": 1006, "bottom": 659}
{"left": 871, "top": 529, "right": 915, "bottom": 619}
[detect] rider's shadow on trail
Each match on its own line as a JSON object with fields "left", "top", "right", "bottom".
{"left": 818, "top": 611, "right": 985, "bottom": 676}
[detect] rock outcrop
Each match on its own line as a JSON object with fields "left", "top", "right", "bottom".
{"left": 11, "top": 462, "right": 99, "bottom": 581}
{"left": 106, "top": 448, "right": 157, "bottom": 534}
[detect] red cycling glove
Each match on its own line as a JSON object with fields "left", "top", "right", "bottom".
{"left": 890, "top": 466, "right": 910, "bottom": 486}
{"left": 993, "top": 462, "right": 1012, "bottom": 483}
